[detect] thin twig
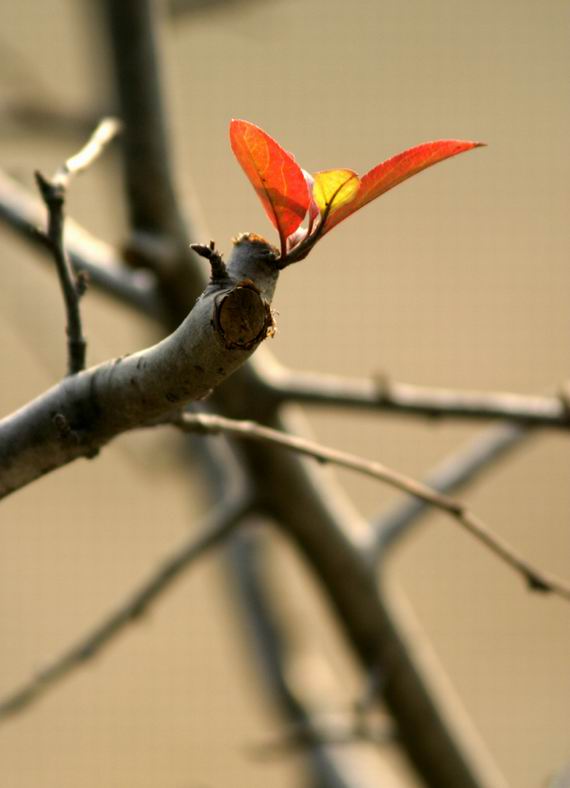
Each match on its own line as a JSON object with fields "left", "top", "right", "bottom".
{"left": 51, "top": 117, "right": 122, "bottom": 190}
{"left": 173, "top": 412, "right": 570, "bottom": 601}
{"left": 0, "top": 494, "right": 251, "bottom": 722}
{"left": 35, "top": 117, "right": 121, "bottom": 374}
{"left": 35, "top": 171, "right": 86, "bottom": 374}
{"left": 264, "top": 368, "right": 570, "bottom": 429}
{"left": 373, "top": 423, "right": 529, "bottom": 557}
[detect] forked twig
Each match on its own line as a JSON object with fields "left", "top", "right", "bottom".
{"left": 0, "top": 168, "right": 160, "bottom": 316}
{"left": 35, "top": 117, "right": 121, "bottom": 374}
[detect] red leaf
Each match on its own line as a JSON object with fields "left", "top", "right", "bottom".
{"left": 230, "top": 120, "right": 310, "bottom": 253}
{"left": 320, "top": 139, "right": 484, "bottom": 234}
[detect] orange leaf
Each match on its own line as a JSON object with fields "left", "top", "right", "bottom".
{"left": 230, "top": 120, "right": 310, "bottom": 253}
{"left": 321, "top": 139, "right": 484, "bottom": 234}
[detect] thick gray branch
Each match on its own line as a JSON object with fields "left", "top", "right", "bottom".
{"left": 0, "top": 237, "right": 277, "bottom": 499}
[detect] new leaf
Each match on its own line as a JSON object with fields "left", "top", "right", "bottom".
{"left": 230, "top": 119, "right": 483, "bottom": 264}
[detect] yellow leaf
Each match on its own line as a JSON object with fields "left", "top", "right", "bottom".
{"left": 312, "top": 169, "right": 359, "bottom": 217}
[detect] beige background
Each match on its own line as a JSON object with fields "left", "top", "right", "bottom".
{"left": 0, "top": 1, "right": 569, "bottom": 786}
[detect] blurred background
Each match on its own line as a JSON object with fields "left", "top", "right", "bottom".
{"left": 0, "top": 0, "right": 568, "bottom": 786}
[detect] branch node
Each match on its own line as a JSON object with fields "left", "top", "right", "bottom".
{"left": 75, "top": 270, "right": 89, "bottom": 298}
{"left": 34, "top": 170, "right": 64, "bottom": 208}
{"left": 448, "top": 501, "right": 466, "bottom": 517}
{"left": 525, "top": 571, "right": 551, "bottom": 594}
{"left": 52, "top": 412, "right": 80, "bottom": 444}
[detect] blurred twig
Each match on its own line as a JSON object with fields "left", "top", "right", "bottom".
{"left": 373, "top": 423, "right": 530, "bottom": 557}
{"left": 231, "top": 529, "right": 390, "bottom": 788}
{"left": 0, "top": 494, "right": 251, "bottom": 721}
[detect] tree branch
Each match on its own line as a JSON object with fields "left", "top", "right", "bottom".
{"left": 263, "top": 367, "right": 570, "bottom": 428}
{"left": 0, "top": 236, "right": 278, "bottom": 499}
{"left": 0, "top": 493, "right": 251, "bottom": 721}
{"left": 173, "top": 412, "right": 570, "bottom": 601}
{"left": 34, "top": 118, "right": 121, "bottom": 374}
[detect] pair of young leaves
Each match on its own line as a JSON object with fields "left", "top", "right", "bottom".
{"left": 230, "top": 119, "right": 482, "bottom": 265}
